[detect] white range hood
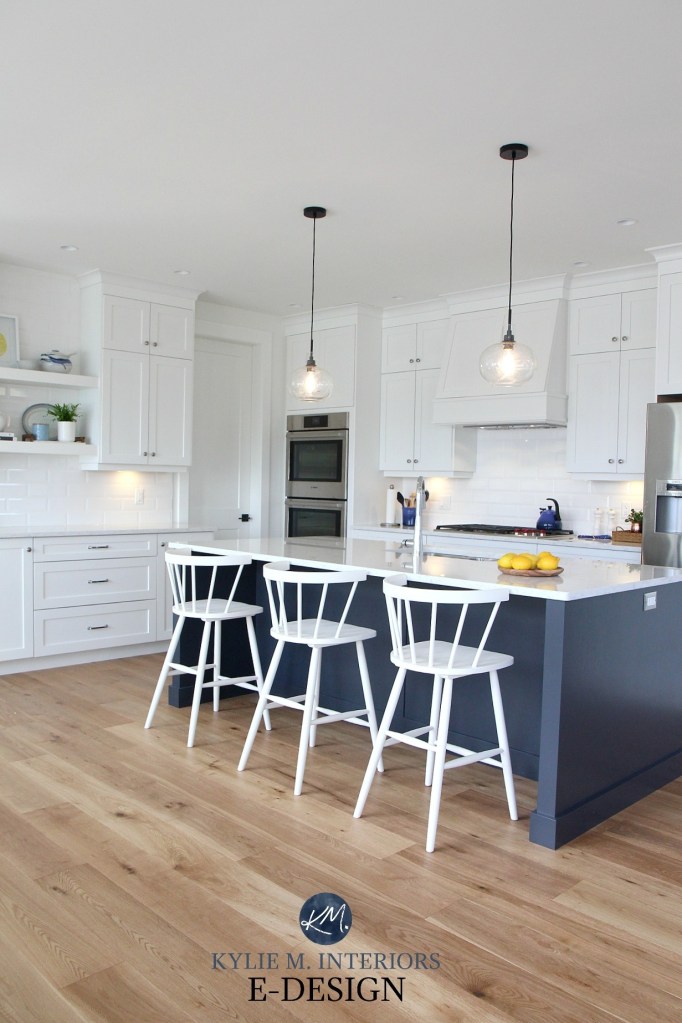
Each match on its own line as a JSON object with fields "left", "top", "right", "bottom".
{"left": 432, "top": 282, "right": 568, "bottom": 429}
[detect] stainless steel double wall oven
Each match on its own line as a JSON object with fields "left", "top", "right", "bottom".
{"left": 285, "top": 412, "right": 349, "bottom": 539}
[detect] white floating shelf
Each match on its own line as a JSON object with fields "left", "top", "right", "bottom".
{"left": 0, "top": 441, "right": 97, "bottom": 456}
{"left": 0, "top": 367, "right": 98, "bottom": 388}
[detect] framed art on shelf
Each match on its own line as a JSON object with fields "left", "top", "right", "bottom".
{"left": 0, "top": 315, "right": 19, "bottom": 367}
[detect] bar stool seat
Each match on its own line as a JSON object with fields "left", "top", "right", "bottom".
{"left": 144, "top": 551, "right": 270, "bottom": 747}
{"left": 237, "top": 561, "right": 382, "bottom": 795}
{"left": 354, "top": 574, "right": 517, "bottom": 852}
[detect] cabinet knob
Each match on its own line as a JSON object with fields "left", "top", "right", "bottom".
{"left": 151, "top": 452, "right": 156, "bottom": 457}
{"left": 26, "top": 546, "right": 32, "bottom": 553}
{"left": 608, "top": 458, "right": 615, "bottom": 463}
{"left": 415, "top": 357, "right": 421, "bottom": 363}
{"left": 621, "top": 335, "right": 628, "bottom": 342}
{"left": 409, "top": 358, "right": 414, "bottom": 363}
{"left": 143, "top": 451, "right": 148, "bottom": 456}
{"left": 618, "top": 458, "right": 624, "bottom": 464}
{"left": 414, "top": 459, "right": 419, "bottom": 464}
{"left": 152, "top": 342, "right": 158, "bottom": 347}
{"left": 144, "top": 340, "right": 150, "bottom": 346}
{"left": 407, "top": 458, "right": 412, "bottom": 463}
{"left": 611, "top": 336, "right": 618, "bottom": 343}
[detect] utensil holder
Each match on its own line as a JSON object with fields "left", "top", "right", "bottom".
{"left": 402, "top": 507, "right": 416, "bottom": 527}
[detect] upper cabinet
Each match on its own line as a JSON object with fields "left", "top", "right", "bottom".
{"left": 568, "top": 288, "right": 656, "bottom": 355}
{"left": 382, "top": 319, "right": 448, "bottom": 373}
{"left": 79, "top": 272, "right": 199, "bottom": 470}
{"left": 285, "top": 324, "right": 356, "bottom": 411}
{"left": 102, "top": 295, "right": 194, "bottom": 359}
{"left": 380, "top": 313, "right": 476, "bottom": 477}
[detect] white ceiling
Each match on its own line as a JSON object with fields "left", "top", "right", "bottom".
{"left": 3, "top": 0, "right": 682, "bottom": 314}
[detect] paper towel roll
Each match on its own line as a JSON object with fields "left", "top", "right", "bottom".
{"left": 384, "top": 486, "right": 397, "bottom": 525}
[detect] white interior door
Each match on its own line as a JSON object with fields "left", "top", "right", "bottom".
{"left": 189, "top": 339, "right": 255, "bottom": 539}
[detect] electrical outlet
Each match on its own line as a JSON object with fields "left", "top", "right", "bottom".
{"left": 134, "top": 488, "right": 144, "bottom": 506}
{"left": 643, "top": 591, "right": 657, "bottom": 611}
{"left": 440, "top": 495, "right": 451, "bottom": 511}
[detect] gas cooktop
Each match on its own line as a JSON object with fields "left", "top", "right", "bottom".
{"left": 435, "top": 523, "right": 574, "bottom": 538}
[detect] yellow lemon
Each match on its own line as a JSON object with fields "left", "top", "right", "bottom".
{"left": 537, "top": 550, "right": 552, "bottom": 559}
{"left": 511, "top": 554, "right": 534, "bottom": 571}
{"left": 537, "top": 553, "right": 560, "bottom": 571}
{"left": 497, "top": 552, "right": 516, "bottom": 569}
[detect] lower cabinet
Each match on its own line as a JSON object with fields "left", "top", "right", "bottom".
{"left": 0, "top": 539, "right": 33, "bottom": 660}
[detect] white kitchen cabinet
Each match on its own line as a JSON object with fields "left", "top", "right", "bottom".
{"left": 102, "top": 294, "right": 194, "bottom": 358}
{"left": 98, "top": 348, "right": 192, "bottom": 467}
{"left": 32, "top": 532, "right": 157, "bottom": 657}
{"left": 380, "top": 367, "right": 476, "bottom": 476}
{"left": 79, "top": 272, "right": 198, "bottom": 470}
{"left": 566, "top": 346, "right": 655, "bottom": 476}
{"left": 285, "top": 325, "right": 356, "bottom": 410}
{"left": 568, "top": 289, "right": 656, "bottom": 355}
{"left": 382, "top": 319, "right": 448, "bottom": 373}
{"left": 0, "top": 539, "right": 33, "bottom": 661}
{"left": 654, "top": 270, "right": 682, "bottom": 394}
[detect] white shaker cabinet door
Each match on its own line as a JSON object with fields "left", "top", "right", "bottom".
{"left": 616, "top": 347, "right": 655, "bottom": 474}
{"left": 99, "top": 349, "right": 149, "bottom": 465}
{"left": 148, "top": 355, "right": 193, "bottom": 466}
{"left": 0, "top": 539, "right": 33, "bottom": 660}
{"left": 566, "top": 352, "right": 621, "bottom": 472}
{"left": 150, "top": 303, "right": 195, "bottom": 359}
{"left": 380, "top": 371, "right": 416, "bottom": 471}
{"left": 102, "top": 295, "right": 150, "bottom": 353}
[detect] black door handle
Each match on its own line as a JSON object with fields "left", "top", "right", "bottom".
{"left": 239, "top": 514, "right": 251, "bottom": 522}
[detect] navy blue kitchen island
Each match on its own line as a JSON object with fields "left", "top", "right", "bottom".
{"left": 168, "top": 537, "right": 682, "bottom": 849}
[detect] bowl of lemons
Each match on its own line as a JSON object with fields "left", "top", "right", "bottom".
{"left": 497, "top": 551, "right": 563, "bottom": 576}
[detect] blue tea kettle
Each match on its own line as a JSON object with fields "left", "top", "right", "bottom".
{"left": 536, "top": 498, "right": 562, "bottom": 532}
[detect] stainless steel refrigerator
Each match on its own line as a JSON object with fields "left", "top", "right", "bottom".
{"left": 643, "top": 401, "right": 682, "bottom": 566}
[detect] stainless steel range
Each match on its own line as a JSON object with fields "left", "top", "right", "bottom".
{"left": 435, "top": 523, "right": 574, "bottom": 538}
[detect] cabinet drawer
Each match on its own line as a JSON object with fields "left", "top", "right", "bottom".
{"left": 34, "top": 601, "right": 155, "bottom": 656}
{"left": 33, "top": 534, "right": 156, "bottom": 562}
{"left": 34, "top": 558, "right": 156, "bottom": 609}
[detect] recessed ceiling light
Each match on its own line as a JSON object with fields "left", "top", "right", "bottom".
{"left": 617, "top": 218, "right": 637, "bottom": 227}
{"left": 391, "top": 295, "right": 405, "bottom": 301}
{"left": 60, "top": 244, "right": 79, "bottom": 252}
{"left": 573, "top": 260, "right": 591, "bottom": 268}
{"left": 288, "top": 302, "right": 301, "bottom": 308}
{"left": 173, "top": 269, "right": 191, "bottom": 276}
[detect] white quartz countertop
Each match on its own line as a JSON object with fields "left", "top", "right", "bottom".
{"left": 352, "top": 523, "right": 638, "bottom": 554}
{"left": 180, "top": 536, "right": 681, "bottom": 602}
{"left": 0, "top": 526, "right": 214, "bottom": 540}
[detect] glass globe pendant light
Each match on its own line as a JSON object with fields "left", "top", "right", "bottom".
{"left": 289, "top": 206, "right": 333, "bottom": 402}
{"left": 480, "top": 143, "right": 536, "bottom": 386}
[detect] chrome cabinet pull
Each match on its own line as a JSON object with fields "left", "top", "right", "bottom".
{"left": 88, "top": 578, "right": 109, "bottom": 584}
{"left": 87, "top": 624, "right": 109, "bottom": 630}
{"left": 88, "top": 544, "right": 110, "bottom": 549}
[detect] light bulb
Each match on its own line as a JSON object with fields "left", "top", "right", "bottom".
{"left": 289, "top": 358, "right": 333, "bottom": 401}
{"left": 480, "top": 340, "right": 535, "bottom": 386}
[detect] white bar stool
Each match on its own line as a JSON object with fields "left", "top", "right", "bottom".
{"left": 145, "top": 551, "right": 270, "bottom": 747}
{"left": 237, "top": 561, "right": 382, "bottom": 795}
{"left": 354, "top": 574, "right": 517, "bottom": 852}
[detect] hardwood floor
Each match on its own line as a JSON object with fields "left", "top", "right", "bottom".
{"left": 1, "top": 653, "right": 681, "bottom": 1022}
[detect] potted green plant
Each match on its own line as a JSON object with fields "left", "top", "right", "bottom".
{"left": 47, "top": 402, "right": 80, "bottom": 443}
{"left": 625, "top": 508, "right": 643, "bottom": 533}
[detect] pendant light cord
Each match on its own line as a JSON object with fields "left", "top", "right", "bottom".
{"left": 507, "top": 152, "right": 515, "bottom": 337}
{"left": 309, "top": 215, "right": 317, "bottom": 360}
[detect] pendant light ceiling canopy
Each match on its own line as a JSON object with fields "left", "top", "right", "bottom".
{"left": 479, "top": 143, "right": 536, "bottom": 387}
{"left": 288, "top": 205, "right": 334, "bottom": 403}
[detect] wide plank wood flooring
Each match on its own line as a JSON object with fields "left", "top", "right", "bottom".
{"left": 1, "top": 653, "right": 681, "bottom": 1022}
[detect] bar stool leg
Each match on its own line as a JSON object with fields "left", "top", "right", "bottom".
{"left": 187, "top": 618, "right": 213, "bottom": 748}
{"left": 246, "top": 615, "right": 271, "bottom": 731}
{"left": 308, "top": 649, "right": 322, "bottom": 749}
{"left": 424, "top": 674, "right": 443, "bottom": 788}
{"left": 145, "top": 613, "right": 185, "bottom": 729}
{"left": 294, "top": 647, "right": 322, "bottom": 795}
{"left": 355, "top": 640, "right": 384, "bottom": 773}
{"left": 353, "top": 667, "right": 407, "bottom": 819}
{"left": 489, "top": 670, "right": 518, "bottom": 820}
{"left": 238, "top": 639, "right": 285, "bottom": 772}
{"left": 213, "top": 621, "right": 221, "bottom": 711}
{"left": 425, "top": 677, "right": 454, "bottom": 853}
